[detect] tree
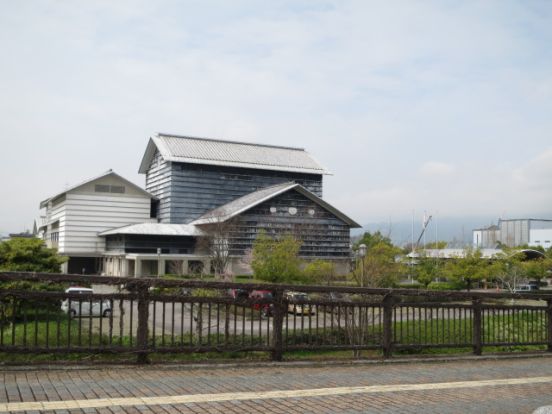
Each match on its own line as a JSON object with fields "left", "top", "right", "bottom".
{"left": 0, "top": 238, "right": 66, "bottom": 272}
{"left": 423, "top": 241, "right": 448, "bottom": 249}
{"left": 303, "top": 260, "right": 335, "bottom": 285}
{"left": 523, "top": 258, "right": 552, "bottom": 282}
{"left": 443, "top": 249, "right": 488, "bottom": 291}
{"left": 251, "top": 232, "right": 302, "bottom": 283}
{"left": 0, "top": 238, "right": 67, "bottom": 326}
{"left": 352, "top": 242, "right": 403, "bottom": 288}
{"left": 355, "top": 231, "right": 393, "bottom": 250}
{"left": 489, "top": 249, "right": 552, "bottom": 292}
{"left": 414, "top": 255, "right": 442, "bottom": 287}
{"left": 196, "top": 217, "right": 238, "bottom": 279}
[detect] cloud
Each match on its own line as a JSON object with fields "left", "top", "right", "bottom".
{"left": 420, "top": 162, "right": 455, "bottom": 176}
{"left": 1, "top": 1, "right": 552, "bottom": 233}
{"left": 512, "top": 148, "right": 552, "bottom": 191}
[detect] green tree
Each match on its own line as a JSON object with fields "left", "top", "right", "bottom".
{"left": 355, "top": 231, "right": 393, "bottom": 250}
{"left": 414, "top": 255, "right": 442, "bottom": 287}
{"left": 303, "top": 260, "right": 335, "bottom": 285}
{"left": 353, "top": 242, "right": 403, "bottom": 288}
{"left": 522, "top": 257, "right": 552, "bottom": 282}
{"left": 0, "top": 238, "right": 66, "bottom": 272}
{"left": 443, "top": 249, "right": 488, "bottom": 291}
{"left": 251, "top": 232, "right": 302, "bottom": 283}
{"left": 0, "top": 238, "right": 67, "bottom": 325}
{"left": 423, "top": 241, "right": 448, "bottom": 249}
{"left": 489, "top": 251, "right": 522, "bottom": 292}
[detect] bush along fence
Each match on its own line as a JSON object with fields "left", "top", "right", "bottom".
{"left": 1, "top": 272, "right": 552, "bottom": 363}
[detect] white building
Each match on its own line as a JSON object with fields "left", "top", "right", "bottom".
{"left": 473, "top": 218, "right": 552, "bottom": 249}
{"left": 39, "top": 170, "right": 156, "bottom": 274}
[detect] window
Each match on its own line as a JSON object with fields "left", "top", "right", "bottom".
{"left": 95, "top": 184, "right": 110, "bottom": 193}
{"left": 110, "top": 185, "right": 125, "bottom": 194}
{"left": 95, "top": 184, "right": 126, "bottom": 194}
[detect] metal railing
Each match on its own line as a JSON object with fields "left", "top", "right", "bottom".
{"left": 1, "top": 272, "right": 551, "bottom": 362}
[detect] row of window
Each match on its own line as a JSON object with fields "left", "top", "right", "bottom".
{"left": 94, "top": 184, "right": 126, "bottom": 194}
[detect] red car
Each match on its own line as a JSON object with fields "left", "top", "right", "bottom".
{"left": 249, "top": 290, "right": 274, "bottom": 317}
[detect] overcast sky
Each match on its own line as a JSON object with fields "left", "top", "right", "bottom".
{"left": 1, "top": 1, "right": 551, "bottom": 234}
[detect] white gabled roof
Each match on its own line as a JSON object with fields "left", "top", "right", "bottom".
{"left": 40, "top": 170, "right": 155, "bottom": 209}
{"left": 99, "top": 223, "right": 206, "bottom": 237}
{"left": 138, "top": 133, "right": 331, "bottom": 175}
{"left": 190, "top": 182, "right": 361, "bottom": 228}
{"left": 407, "top": 249, "right": 503, "bottom": 259}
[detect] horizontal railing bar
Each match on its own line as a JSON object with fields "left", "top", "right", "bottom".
{"left": 2, "top": 271, "right": 552, "bottom": 300}
{"left": 149, "top": 346, "right": 273, "bottom": 353}
{"left": 394, "top": 343, "right": 473, "bottom": 349}
{"left": 0, "top": 346, "right": 135, "bottom": 353}
{"left": 0, "top": 291, "right": 135, "bottom": 300}
{"left": 481, "top": 342, "right": 548, "bottom": 346}
{"left": 398, "top": 303, "right": 472, "bottom": 308}
{"left": 283, "top": 345, "right": 382, "bottom": 351}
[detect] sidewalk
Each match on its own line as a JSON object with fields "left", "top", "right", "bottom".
{"left": 2, "top": 355, "right": 552, "bottom": 413}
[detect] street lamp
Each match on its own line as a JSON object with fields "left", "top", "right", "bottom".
{"left": 358, "top": 244, "right": 367, "bottom": 287}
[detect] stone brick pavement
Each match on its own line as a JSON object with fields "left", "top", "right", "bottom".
{"left": 2, "top": 356, "right": 552, "bottom": 413}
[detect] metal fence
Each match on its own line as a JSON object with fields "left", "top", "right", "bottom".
{"left": 1, "top": 272, "right": 551, "bottom": 362}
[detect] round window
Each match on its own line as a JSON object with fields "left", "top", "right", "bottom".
{"left": 270, "top": 207, "right": 277, "bottom": 214}
{"left": 308, "top": 209, "right": 315, "bottom": 216}
{"left": 288, "top": 207, "right": 297, "bottom": 215}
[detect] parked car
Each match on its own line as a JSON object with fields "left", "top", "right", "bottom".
{"left": 285, "top": 291, "right": 315, "bottom": 315}
{"left": 227, "top": 288, "right": 249, "bottom": 300}
{"left": 249, "top": 290, "right": 274, "bottom": 317}
{"left": 322, "top": 292, "right": 353, "bottom": 314}
{"left": 513, "top": 284, "right": 539, "bottom": 293}
{"left": 61, "top": 287, "right": 112, "bottom": 317}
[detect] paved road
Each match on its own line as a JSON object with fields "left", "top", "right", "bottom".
{"left": 2, "top": 356, "right": 552, "bottom": 413}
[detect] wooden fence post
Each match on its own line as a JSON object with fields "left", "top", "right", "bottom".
{"left": 271, "top": 290, "right": 284, "bottom": 361}
{"left": 136, "top": 284, "right": 150, "bottom": 364}
{"left": 547, "top": 300, "right": 552, "bottom": 352}
{"left": 382, "top": 294, "right": 394, "bottom": 358}
{"left": 472, "top": 298, "right": 482, "bottom": 356}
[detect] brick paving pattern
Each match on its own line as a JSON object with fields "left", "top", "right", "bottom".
{"left": 2, "top": 356, "right": 552, "bottom": 413}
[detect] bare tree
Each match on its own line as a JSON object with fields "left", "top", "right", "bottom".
{"left": 196, "top": 216, "right": 238, "bottom": 280}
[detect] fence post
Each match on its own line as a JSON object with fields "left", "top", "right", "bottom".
{"left": 382, "top": 294, "right": 394, "bottom": 358}
{"left": 271, "top": 290, "right": 284, "bottom": 361}
{"left": 547, "top": 300, "right": 552, "bottom": 352}
{"left": 472, "top": 298, "right": 482, "bottom": 356}
{"left": 136, "top": 283, "right": 150, "bottom": 364}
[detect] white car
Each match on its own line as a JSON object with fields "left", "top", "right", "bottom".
{"left": 61, "top": 287, "right": 112, "bottom": 318}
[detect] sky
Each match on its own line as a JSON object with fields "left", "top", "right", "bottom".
{"left": 1, "top": 0, "right": 551, "bottom": 235}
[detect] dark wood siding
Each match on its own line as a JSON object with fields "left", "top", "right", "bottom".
{"left": 167, "top": 163, "right": 323, "bottom": 223}
{"left": 105, "top": 234, "right": 196, "bottom": 254}
{"left": 225, "top": 189, "right": 351, "bottom": 258}
{"left": 145, "top": 150, "right": 172, "bottom": 222}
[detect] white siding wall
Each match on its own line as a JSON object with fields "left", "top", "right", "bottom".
{"left": 61, "top": 193, "right": 153, "bottom": 254}
{"left": 530, "top": 229, "right": 552, "bottom": 249}
{"left": 44, "top": 199, "right": 66, "bottom": 249}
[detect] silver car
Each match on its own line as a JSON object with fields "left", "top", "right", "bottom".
{"left": 61, "top": 287, "right": 112, "bottom": 317}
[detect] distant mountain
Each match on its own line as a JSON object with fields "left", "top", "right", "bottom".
{"left": 353, "top": 216, "right": 498, "bottom": 247}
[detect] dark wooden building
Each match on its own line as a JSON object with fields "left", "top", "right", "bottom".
{"left": 136, "top": 133, "right": 360, "bottom": 275}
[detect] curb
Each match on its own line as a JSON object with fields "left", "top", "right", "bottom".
{"left": 1, "top": 351, "right": 551, "bottom": 372}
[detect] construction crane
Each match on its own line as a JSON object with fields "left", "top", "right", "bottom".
{"left": 414, "top": 214, "right": 432, "bottom": 250}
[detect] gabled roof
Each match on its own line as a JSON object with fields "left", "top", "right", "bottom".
{"left": 40, "top": 170, "right": 155, "bottom": 209}
{"left": 99, "top": 223, "right": 205, "bottom": 237}
{"left": 138, "top": 133, "right": 331, "bottom": 175}
{"left": 190, "top": 182, "right": 361, "bottom": 228}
